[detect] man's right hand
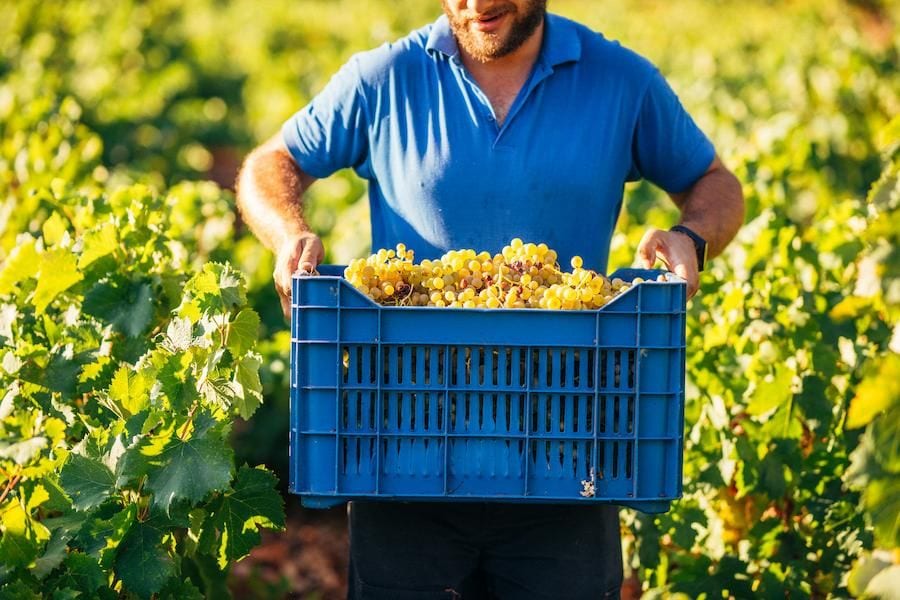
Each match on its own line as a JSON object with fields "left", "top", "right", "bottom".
{"left": 274, "top": 232, "right": 325, "bottom": 319}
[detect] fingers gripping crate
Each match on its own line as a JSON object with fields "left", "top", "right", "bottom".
{"left": 290, "top": 265, "right": 685, "bottom": 513}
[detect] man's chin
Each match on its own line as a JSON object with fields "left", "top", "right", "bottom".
{"left": 465, "top": 23, "right": 523, "bottom": 58}
{"left": 464, "top": 43, "right": 508, "bottom": 62}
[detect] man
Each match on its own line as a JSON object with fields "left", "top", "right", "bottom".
{"left": 237, "top": 0, "right": 744, "bottom": 597}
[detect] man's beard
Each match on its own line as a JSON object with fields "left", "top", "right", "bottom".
{"left": 442, "top": 0, "right": 547, "bottom": 63}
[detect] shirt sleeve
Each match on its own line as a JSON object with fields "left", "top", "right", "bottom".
{"left": 281, "top": 55, "right": 370, "bottom": 179}
{"left": 628, "top": 69, "right": 715, "bottom": 194}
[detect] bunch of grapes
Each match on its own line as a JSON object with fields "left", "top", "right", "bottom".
{"left": 343, "top": 239, "right": 656, "bottom": 310}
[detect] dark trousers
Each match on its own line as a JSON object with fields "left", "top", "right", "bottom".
{"left": 347, "top": 501, "right": 623, "bottom": 599}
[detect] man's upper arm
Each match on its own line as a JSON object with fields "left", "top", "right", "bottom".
{"left": 257, "top": 133, "right": 317, "bottom": 191}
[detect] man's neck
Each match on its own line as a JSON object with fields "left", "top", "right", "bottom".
{"left": 459, "top": 19, "right": 545, "bottom": 79}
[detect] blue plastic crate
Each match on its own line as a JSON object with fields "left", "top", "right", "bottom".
{"left": 290, "top": 265, "right": 685, "bottom": 513}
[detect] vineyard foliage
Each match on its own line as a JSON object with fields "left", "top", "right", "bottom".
{"left": 1, "top": 0, "right": 899, "bottom": 598}
{"left": 0, "top": 177, "right": 285, "bottom": 597}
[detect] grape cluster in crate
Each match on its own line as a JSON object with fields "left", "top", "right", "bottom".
{"left": 343, "top": 239, "right": 665, "bottom": 310}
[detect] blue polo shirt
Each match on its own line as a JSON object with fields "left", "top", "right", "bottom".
{"left": 282, "top": 13, "right": 715, "bottom": 271}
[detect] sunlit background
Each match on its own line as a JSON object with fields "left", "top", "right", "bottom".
{"left": 1, "top": 0, "right": 898, "bottom": 598}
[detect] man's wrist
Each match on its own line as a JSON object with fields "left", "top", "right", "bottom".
{"left": 669, "top": 224, "right": 707, "bottom": 271}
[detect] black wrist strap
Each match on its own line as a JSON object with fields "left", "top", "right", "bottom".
{"left": 670, "top": 225, "right": 707, "bottom": 271}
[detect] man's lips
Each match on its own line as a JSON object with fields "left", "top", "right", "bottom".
{"left": 471, "top": 10, "right": 510, "bottom": 33}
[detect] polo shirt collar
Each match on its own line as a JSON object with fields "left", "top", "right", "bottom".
{"left": 425, "top": 15, "right": 460, "bottom": 62}
{"left": 541, "top": 14, "right": 581, "bottom": 68}
{"left": 425, "top": 12, "right": 582, "bottom": 67}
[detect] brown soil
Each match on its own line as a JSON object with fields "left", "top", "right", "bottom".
{"left": 230, "top": 504, "right": 350, "bottom": 600}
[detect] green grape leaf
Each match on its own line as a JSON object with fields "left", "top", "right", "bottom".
{"left": 114, "top": 335, "right": 153, "bottom": 365}
{"left": 0, "top": 499, "right": 51, "bottom": 568}
{"left": 189, "top": 270, "right": 219, "bottom": 296}
{"left": 847, "top": 355, "right": 900, "bottom": 429}
{"left": 226, "top": 309, "right": 260, "bottom": 356}
{"left": 33, "top": 249, "right": 83, "bottom": 315}
{"left": 40, "top": 512, "right": 88, "bottom": 542}
{"left": 866, "top": 475, "right": 900, "bottom": 548}
{"left": 875, "top": 114, "right": 900, "bottom": 153}
{"left": 32, "top": 527, "right": 69, "bottom": 578}
{"left": 144, "top": 415, "right": 234, "bottom": 513}
{"left": 29, "top": 500, "right": 75, "bottom": 579}
{"left": 176, "top": 300, "right": 202, "bottom": 323}
{"left": 44, "top": 350, "right": 91, "bottom": 395}
{"left": 58, "top": 455, "right": 116, "bottom": 511}
{"left": 184, "top": 508, "right": 211, "bottom": 556}
{"left": 745, "top": 364, "right": 793, "bottom": 416}
{"left": 39, "top": 476, "right": 74, "bottom": 514}
{"left": 207, "top": 466, "right": 285, "bottom": 568}
{"left": 145, "top": 504, "right": 192, "bottom": 531}
{"left": 797, "top": 374, "right": 833, "bottom": 430}
{"left": 52, "top": 553, "right": 106, "bottom": 595}
{"left": 232, "top": 354, "right": 263, "bottom": 419}
{"left": 83, "top": 279, "right": 154, "bottom": 338}
{"left": 0, "top": 580, "right": 43, "bottom": 600}
{"left": 188, "top": 263, "right": 246, "bottom": 312}
{"left": 216, "top": 267, "right": 246, "bottom": 309}
{"left": 76, "top": 504, "right": 136, "bottom": 566}
{"left": 871, "top": 412, "right": 900, "bottom": 474}
{"left": 41, "top": 212, "right": 69, "bottom": 247}
{"left": 80, "top": 354, "right": 113, "bottom": 385}
{"left": 181, "top": 553, "right": 231, "bottom": 599}
{"left": 156, "top": 352, "right": 197, "bottom": 413}
{"left": 158, "top": 577, "right": 204, "bottom": 600}
{"left": 108, "top": 366, "right": 150, "bottom": 417}
{"left": 43, "top": 313, "right": 60, "bottom": 345}
{"left": 829, "top": 296, "right": 871, "bottom": 321}
{"left": 114, "top": 521, "right": 175, "bottom": 600}
{"left": 0, "top": 237, "right": 40, "bottom": 295}
{"left": 763, "top": 397, "right": 803, "bottom": 440}
{"left": 759, "top": 452, "right": 787, "bottom": 499}
{"left": 114, "top": 428, "right": 170, "bottom": 489}
{"left": 25, "top": 485, "right": 50, "bottom": 513}
{"left": 78, "top": 222, "right": 118, "bottom": 269}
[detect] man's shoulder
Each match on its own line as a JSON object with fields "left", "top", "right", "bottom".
{"left": 551, "top": 14, "right": 657, "bottom": 82}
{"left": 348, "top": 22, "right": 434, "bottom": 88}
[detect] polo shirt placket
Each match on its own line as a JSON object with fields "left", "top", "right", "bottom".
{"left": 424, "top": 16, "right": 581, "bottom": 149}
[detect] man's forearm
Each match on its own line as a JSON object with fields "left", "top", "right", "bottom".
{"left": 235, "top": 137, "right": 315, "bottom": 253}
{"left": 675, "top": 161, "right": 744, "bottom": 258}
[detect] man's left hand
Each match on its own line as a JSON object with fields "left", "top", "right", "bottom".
{"left": 637, "top": 228, "right": 700, "bottom": 298}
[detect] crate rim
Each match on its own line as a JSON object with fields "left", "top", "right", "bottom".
{"left": 292, "top": 265, "right": 685, "bottom": 314}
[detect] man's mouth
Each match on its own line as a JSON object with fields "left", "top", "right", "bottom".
{"left": 472, "top": 10, "right": 509, "bottom": 33}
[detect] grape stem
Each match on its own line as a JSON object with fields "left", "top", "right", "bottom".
{"left": 396, "top": 283, "right": 416, "bottom": 306}
{"left": 179, "top": 404, "right": 198, "bottom": 440}
{"left": 0, "top": 468, "right": 22, "bottom": 505}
